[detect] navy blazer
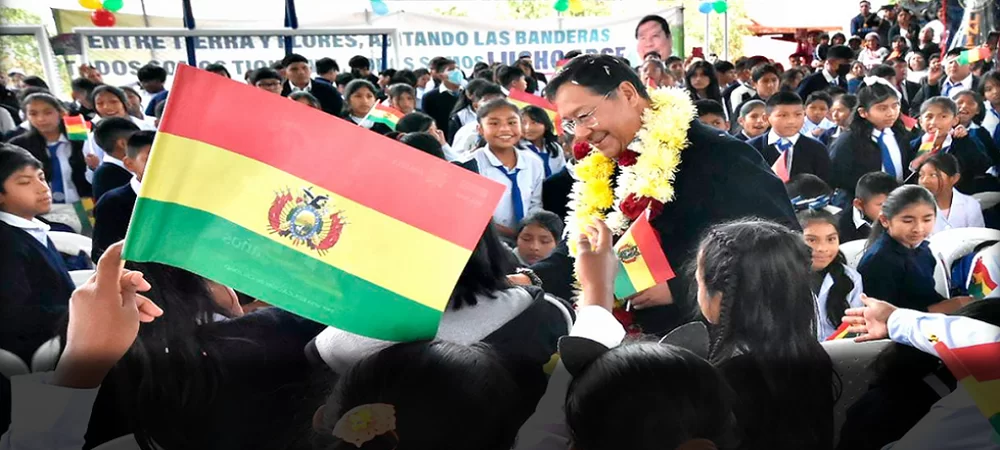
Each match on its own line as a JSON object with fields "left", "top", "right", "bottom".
{"left": 746, "top": 133, "right": 832, "bottom": 183}
{"left": 91, "top": 162, "right": 132, "bottom": 202}
{"left": 91, "top": 183, "right": 137, "bottom": 262}
{"left": 970, "top": 126, "right": 1000, "bottom": 167}
{"left": 909, "top": 134, "right": 992, "bottom": 195}
{"left": 9, "top": 131, "right": 92, "bottom": 199}
{"left": 909, "top": 76, "right": 982, "bottom": 117}
{"left": 858, "top": 233, "right": 944, "bottom": 311}
{"left": 837, "top": 207, "right": 872, "bottom": 244}
{"left": 421, "top": 89, "right": 460, "bottom": 135}
{"left": 797, "top": 71, "right": 848, "bottom": 101}
{"left": 830, "top": 127, "right": 915, "bottom": 198}
{"left": 281, "top": 78, "right": 344, "bottom": 117}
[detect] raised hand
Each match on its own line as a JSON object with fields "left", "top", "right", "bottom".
{"left": 842, "top": 295, "right": 897, "bottom": 343}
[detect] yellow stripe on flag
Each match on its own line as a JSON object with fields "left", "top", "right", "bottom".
{"left": 963, "top": 378, "right": 1000, "bottom": 418}
{"left": 617, "top": 232, "right": 657, "bottom": 291}
{"left": 141, "top": 133, "right": 469, "bottom": 311}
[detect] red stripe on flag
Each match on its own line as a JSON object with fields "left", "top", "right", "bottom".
{"left": 158, "top": 65, "right": 504, "bottom": 251}
{"left": 949, "top": 342, "right": 1000, "bottom": 381}
{"left": 508, "top": 89, "right": 562, "bottom": 134}
{"left": 825, "top": 322, "right": 850, "bottom": 341}
{"left": 935, "top": 341, "right": 973, "bottom": 380}
{"left": 375, "top": 103, "right": 404, "bottom": 120}
{"left": 629, "top": 213, "right": 675, "bottom": 282}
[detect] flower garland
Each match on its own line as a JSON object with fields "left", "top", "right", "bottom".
{"left": 566, "top": 87, "right": 696, "bottom": 255}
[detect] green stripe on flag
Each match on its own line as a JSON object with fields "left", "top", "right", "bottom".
{"left": 614, "top": 260, "right": 638, "bottom": 299}
{"left": 370, "top": 116, "right": 397, "bottom": 130}
{"left": 123, "top": 198, "right": 442, "bottom": 341}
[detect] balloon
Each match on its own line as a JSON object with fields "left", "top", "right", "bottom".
{"left": 91, "top": 9, "right": 116, "bottom": 27}
{"left": 697, "top": 2, "right": 712, "bottom": 14}
{"left": 712, "top": 0, "right": 728, "bottom": 13}
{"left": 370, "top": 0, "right": 389, "bottom": 16}
{"left": 102, "top": 0, "right": 124, "bottom": 12}
{"left": 79, "top": 0, "right": 103, "bottom": 10}
{"left": 553, "top": 0, "right": 569, "bottom": 13}
{"left": 568, "top": 0, "right": 584, "bottom": 14}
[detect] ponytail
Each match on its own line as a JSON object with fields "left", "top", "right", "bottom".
{"left": 865, "top": 185, "right": 936, "bottom": 249}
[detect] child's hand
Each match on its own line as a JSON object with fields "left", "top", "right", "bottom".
{"left": 927, "top": 61, "right": 944, "bottom": 85}
{"left": 55, "top": 242, "right": 162, "bottom": 389}
{"left": 85, "top": 153, "right": 100, "bottom": 170}
{"left": 952, "top": 125, "right": 969, "bottom": 139}
{"left": 842, "top": 295, "right": 897, "bottom": 343}
{"left": 575, "top": 218, "right": 617, "bottom": 311}
{"left": 810, "top": 127, "right": 825, "bottom": 137}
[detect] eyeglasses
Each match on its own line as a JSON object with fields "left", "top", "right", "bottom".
{"left": 561, "top": 93, "right": 612, "bottom": 134}
{"left": 257, "top": 81, "right": 282, "bottom": 88}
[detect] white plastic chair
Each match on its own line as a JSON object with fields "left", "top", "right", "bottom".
{"left": 0, "top": 348, "right": 30, "bottom": 378}
{"left": 929, "top": 227, "right": 1000, "bottom": 296}
{"left": 840, "top": 239, "right": 868, "bottom": 270}
{"left": 91, "top": 434, "right": 141, "bottom": 450}
{"left": 31, "top": 337, "right": 62, "bottom": 373}
{"left": 48, "top": 231, "right": 93, "bottom": 258}
{"left": 822, "top": 338, "right": 892, "bottom": 446}
{"left": 70, "top": 269, "right": 95, "bottom": 287}
{"left": 965, "top": 243, "right": 1000, "bottom": 299}
{"left": 972, "top": 192, "right": 1000, "bottom": 210}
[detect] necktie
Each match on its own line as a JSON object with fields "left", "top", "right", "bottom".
{"left": 498, "top": 166, "right": 524, "bottom": 224}
{"left": 47, "top": 143, "right": 66, "bottom": 203}
{"left": 991, "top": 109, "right": 1000, "bottom": 148}
{"left": 943, "top": 81, "right": 955, "bottom": 98}
{"left": 876, "top": 131, "right": 898, "bottom": 179}
{"left": 777, "top": 138, "right": 792, "bottom": 154}
{"left": 527, "top": 143, "right": 551, "bottom": 178}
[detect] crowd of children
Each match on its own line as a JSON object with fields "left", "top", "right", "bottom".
{"left": 1, "top": 5, "right": 1000, "bottom": 450}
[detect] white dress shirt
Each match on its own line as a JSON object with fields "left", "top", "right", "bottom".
{"left": 452, "top": 121, "right": 482, "bottom": 156}
{"left": 0, "top": 211, "right": 50, "bottom": 247}
{"left": 456, "top": 106, "right": 477, "bottom": 128}
{"left": 129, "top": 176, "right": 141, "bottom": 195}
{"left": 465, "top": 146, "right": 544, "bottom": 228}
{"left": 83, "top": 116, "right": 155, "bottom": 166}
{"left": 289, "top": 80, "right": 312, "bottom": 93}
{"left": 872, "top": 128, "right": 904, "bottom": 181}
{"left": 729, "top": 83, "right": 756, "bottom": 115}
{"left": 45, "top": 136, "right": 80, "bottom": 204}
{"left": 983, "top": 102, "right": 1000, "bottom": 138}
{"left": 941, "top": 73, "right": 974, "bottom": 99}
{"left": 767, "top": 129, "right": 801, "bottom": 170}
{"left": 932, "top": 189, "right": 985, "bottom": 234}
{"left": 801, "top": 117, "right": 836, "bottom": 137}
{"left": 814, "top": 264, "right": 864, "bottom": 340}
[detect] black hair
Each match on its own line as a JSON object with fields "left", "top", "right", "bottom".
{"left": 866, "top": 185, "right": 936, "bottom": 248}
{"left": 694, "top": 99, "right": 726, "bottom": 119}
{"left": 738, "top": 99, "right": 766, "bottom": 118}
{"left": 780, "top": 69, "right": 804, "bottom": 92}
{"left": 20, "top": 76, "right": 47, "bottom": 89}
{"left": 348, "top": 55, "right": 371, "bottom": 73}
{"left": 203, "top": 63, "right": 231, "bottom": 78}
{"left": 919, "top": 95, "right": 957, "bottom": 116}
{"left": 16, "top": 87, "right": 50, "bottom": 106}
{"left": 868, "top": 64, "right": 896, "bottom": 80}
{"left": 685, "top": 60, "right": 723, "bottom": 104}
{"left": 315, "top": 57, "right": 339, "bottom": 75}
{"left": 342, "top": 79, "right": 378, "bottom": 116}
{"left": 944, "top": 47, "right": 964, "bottom": 58}
{"left": 396, "top": 111, "right": 435, "bottom": 133}
{"left": 20, "top": 92, "right": 66, "bottom": 115}
{"left": 954, "top": 89, "right": 987, "bottom": 125}
{"left": 566, "top": 342, "right": 737, "bottom": 450}
{"left": 714, "top": 60, "right": 735, "bottom": 73}
{"left": 475, "top": 83, "right": 505, "bottom": 102}
{"left": 849, "top": 82, "right": 903, "bottom": 137}
{"left": 733, "top": 56, "right": 750, "bottom": 71}
{"left": 379, "top": 68, "right": 397, "bottom": 80}
{"left": 137, "top": 64, "right": 167, "bottom": 83}
{"left": 635, "top": 14, "right": 671, "bottom": 39}
{"left": 496, "top": 65, "right": 526, "bottom": 90}
{"left": 697, "top": 219, "right": 837, "bottom": 447}
{"left": 413, "top": 68, "right": 430, "bottom": 78}
{"left": 824, "top": 85, "right": 848, "bottom": 97}
{"left": 387, "top": 83, "right": 415, "bottom": 104}
{"left": 450, "top": 221, "right": 515, "bottom": 309}
{"left": 399, "top": 132, "right": 445, "bottom": 160}
{"left": 430, "top": 57, "right": 456, "bottom": 74}
{"left": 516, "top": 210, "right": 563, "bottom": 238}
{"left": 126, "top": 130, "right": 155, "bottom": 159}
{"left": 251, "top": 68, "right": 281, "bottom": 85}
{"left": 826, "top": 45, "right": 856, "bottom": 61}
{"left": 91, "top": 85, "right": 130, "bottom": 116}
{"left": 0, "top": 143, "right": 42, "bottom": 193}
{"left": 982, "top": 70, "right": 1000, "bottom": 100}
{"left": 833, "top": 93, "right": 858, "bottom": 110}
{"left": 449, "top": 78, "right": 491, "bottom": 117}
{"left": 289, "top": 91, "right": 321, "bottom": 109}
{"left": 545, "top": 54, "right": 648, "bottom": 102}
{"left": 751, "top": 63, "right": 780, "bottom": 83}
{"left": 154, "top": 100, "right": 168, "bottom": 120}
{"left": 855, "top": 171, "right": 900, "bottom": 201}
{"left": 765, "top": 90, "right": 803, "bottom": 113}
{"left": 805, "top": 92, "right": 833, "bottom": 110}
{"left": 119, "top": 85, "right": 141, "bottom": 101}
{"left": 316, "top": 341, "right": 522, "bottom": 450}
{"left": 474, "top": 69, "right": 495, "bottom": 81}
{"left": 282, "top": 53, "right": 309, "bottom": 67}
{"left": 472, "top": 61, "right": 490, "bottom": 74}
{"left": 389, "top": 69, "right": 417, "bottom": 87}
{"left": 93, "top": 117, "right": 140, "bottom": 157}
{"left": 919, "top": 152, "right": 961, "bottom": 178}
{"left": 520, "top": 105, "right": 559, "bottom": 154}
{"left": 797, "top": 209, "right": 856, "bottom": 329}
{"left": 269, "top": 60, "right": 285, "bottom": 71}
{"left": 476, "top": 98, "right": 520, "bottom": 122}
{"left": 564, "top": 50, "right": 583, "bottom": 59}
{"left": 334, "top": 72, "right": 354, "bottom": 87}
{"left": 831, "top": 33, "right": 846, "bottom": 43}
{"left": 786, "top": 173, "right": 833, "bottom": 199}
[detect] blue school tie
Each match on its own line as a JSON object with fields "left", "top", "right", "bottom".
{"left": 943, "top": 81, "right": 957, "bottom": 98}
{"left": 991, "top": 109, "right": 1000, "bottom": 147}
{"left": 527, "top": 143, "right": 551, "bottom": 178}
{"left": 497, "top": 166, "right": 524, "bottom": 224}
{"left": 47, "top": 143, "right": 66, "bottom": 203}
{"left": 777, "top": 138, "right": 792, "bottom": 153}
{"left": 876, "top": 131, "right": 898, "bottom": 179}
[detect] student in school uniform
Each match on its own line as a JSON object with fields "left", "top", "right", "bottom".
{"left": 820, "top": 93, "right": 858, "bottom": 146}
{"left": 421, "top": 58, "right": 464, "bottom": 134}
{"left": 912, "top": 96, "right": 993, "bottom": 195}
{"left": 910, "top": 47, "right": 983, "bottom": 117}
{"left": 797, "top": 208, "right": 864, "bottom": 341}
{"left": 91, "top": 130, "right": 153, "bottom": 262}
{"left": 732, "top": 99, "right": 768, "bottom": 141}
{"left": 340, "top": 79, "right": 393, "bottom": 136}
{"left": 279, "top": 53, "right": 345, "bottom": 116}
{"left": 137, "top": 63, "right": 169, "bottom": 118}
{"left": 83, "top": 85, "right": 155, "bottom": 165}
{"left": 385, "top": 83, "right": 417, "bottom": 115}
{"left": 746, "top": 91, "right": 832, "bottom": 183}
{"left": 837, "top": 171, "right": 900, "bottom": 243}
{"left": 830, "top": 79, "right": 915, "bottom": 198}
{"left": 496, "top": 65, "right": 529, "bottom": 95}
{"left": 91, "top": 117, "right": 139, "bottom": 201}
{"left": 731, "top": 63, "right": 782, "bottom": 125}
{"left": 726, "top": 56, "right": 771, "bottom": 117}
{"left": 954, "top": 89, "right": 1000, "bottom": 167}
{"left": 460, "top": 99, "right": 544, "bottom": 241}
{"left": 917, "top": 153, "right": 986, "bottom": 234}
{"left": 980, "top": 70, "right": 1000, "bottom": 149}
{"left": 858, "top": 185, "right": 974, "bottom": 313}
{"left": 801, "top": 91, "right": 836, "bottom": 139}
{"left": 0, "top": 144, "right": 75, "bottom": 364}
{"left": 396, "top": 112, "right": 460, "bottom": 161}
{"left": 797, "top": 45, "right": 855, "bottom": 100}
{"left": 519, "top": 105, "right": 565, "bottom": 178}
{"left": 694, "top": 99, "right": 730, "bottom": 132}
{"left": 451, "top": 83, "right": 507, "bottom": 155}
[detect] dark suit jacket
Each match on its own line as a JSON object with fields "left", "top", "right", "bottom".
{"left": 837, "top": 207, "right": 872, "bottom": 243}
{"left": 898, "top": 80, "right": 920, "bottom": 116}
{"left": 91, "top": 183, "right": 137, "bottom": 262}
{"left": 972, "top": 126, "right": 1000, "bottom": 167}
{"left": 888, "top": 23, "right": 921, "bottom": 51}
{"left": 9, "top": 131, "right": 92, "bottom": 198}
{"left": 797, "top": 71, "right": 848, "bottom": 100}
{"left": 909, "top": 75, "right": 982, "bottom": 117}
{"left": 421, "top": 89, "right": 460, "bottom": 134}
{"left": 830, "top": 127, "right": 915, "bottom": 197}
{"left": 746, "top": 133, "right": 832, "bottom": 183}
{"left": 542, "top": 167, "right": 573, "bottom": 220}
{"left": 639, "top": 121, "right": 799, "bottom": 335}
{"left": 91, "top": 162, "right": 132, "bottom": 202}
{"left": 909, "top": 134, "right": 992, "bottom": 194}
{"left": 281, "top": 79, "right": 344, "bottom": 117}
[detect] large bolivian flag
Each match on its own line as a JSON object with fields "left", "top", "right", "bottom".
{"left": 123, "top": 65, "right": 504, "bottom": 341}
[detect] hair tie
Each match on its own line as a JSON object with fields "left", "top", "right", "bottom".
{"left": 791, "top": 195, "right": 832, "bottom": 212}
{"left": 332, "top": 403, "right": 398, "bottom": 448}
{"left": 863, "top": 76, "right": 902, "bottom": 99}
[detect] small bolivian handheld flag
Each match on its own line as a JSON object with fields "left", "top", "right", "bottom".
{"left": 123, "top": 65, "right": 505, "bottom": 342}
{"left": 900, "top": 114, "right": 918, "bottom": 130}
{"left": 918, "top": 131, "right": 937, "bottom": 155}
{"left": 970, "top": 258, "right": 998, "bottom": 299}
{"left": 63, "top": 115, "right": 90, "bottom": 141}
{"left": 957, "top": 47, "right": 992, "bottom": 66}
{"left": 933, "top": 340, "right": 1000, "bottom": 436}
{"left": 612, "top": 212, "right": 675, "bottom": 299}
{"left": 826, "top": 322, "right": 851, "bottom": 341}
{"left": 72, "top": 197, "right": 95, "bottom": 235}
{"left": 555, "top": 58, "right": 571, "bottom": 72}
{"left": 508, "top": 89, "right": 563, "bottom": 135}
{"left": 364, "top": 103, "right": 404, "bottom": 130}
{"left": 771, "top": 151, "right": 790, "bottom": 183}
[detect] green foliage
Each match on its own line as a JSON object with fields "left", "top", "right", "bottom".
{"left": 433, "top": 5, "right": 469, "bottom": 17}
{"left": 501, "top": 0, "right": 612, "bottom": 20}
{"left": 0, "top": 7, "right": 73, "bottom": 98}
{"left": 660, "top": 0, "right": 749, "bottom": 59}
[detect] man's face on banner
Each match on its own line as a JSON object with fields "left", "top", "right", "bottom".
{"left": 636, "top": 20, "right": 672, "bottom": 61}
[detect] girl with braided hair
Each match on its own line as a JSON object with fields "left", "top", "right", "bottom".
{"left": 797, "top": 208, "right": 864, "bottom": 341}
{"left": 695, "top": 219, "right": 838, "bottom": 450}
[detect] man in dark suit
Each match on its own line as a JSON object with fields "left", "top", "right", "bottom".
{"left": 421, "top": 58, "right": 463, "bottom": 133}
{"left": 280, "top": 53, "right": 344, "bottom": 116}
{"left": 884, "top": 58, "right": 920, "bottom": 114}
{"left": 797, "top": 45, "right": 855, "bottom": 100}
{"left": 546, "top": 55, "right": 798, "bottom": 335}
{"left": 91, "top": 117, "right": 138, "bottom": 201}
{"left": 909, "top": 47, "right": 982, "bottom": 117}
{"left": 851, "top": 0, "right": 881, "bottom": 38}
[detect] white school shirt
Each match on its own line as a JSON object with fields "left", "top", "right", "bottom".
{"left": 456, "top": 106, "right": 477, "bottom": 128}
{"left": 983, "top": 102, "right": 1000, "bottom": 138}
{"left": 941, "top": 73, "right": 975, "bottom": 100}
{"left": 83, "top": 116, "right": 156, "bottom": 165}
{"left": 0, "top": 211, "right": 50, "bottom": 247}
{"left": 451, "top": 120, "right": 481, "bottom": 156}
{"left": 521, "top": 141, "right": 567, "bottom": 177}
{"left": 932, "top": 189, "right": 985, "bottom": 234}
{"left": 767, "top": 129, "right": 800, "bottom": 170}
{"left": 45, "top": 135, "right": 81, "bottom": 204}
{"left": 872, "top": 128, "right": 904, "bottom": 181}
{"left": 729, "top": 83, "right": 756, "bottom": 115}
{"left": 801, "top": 117, "right": 836, "bottom": 137}
{"left": 814, "top": 264, "right": 864, "bottom": 341}
{"left": 466, "top": 146, "right": 544, "bottom": 228}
